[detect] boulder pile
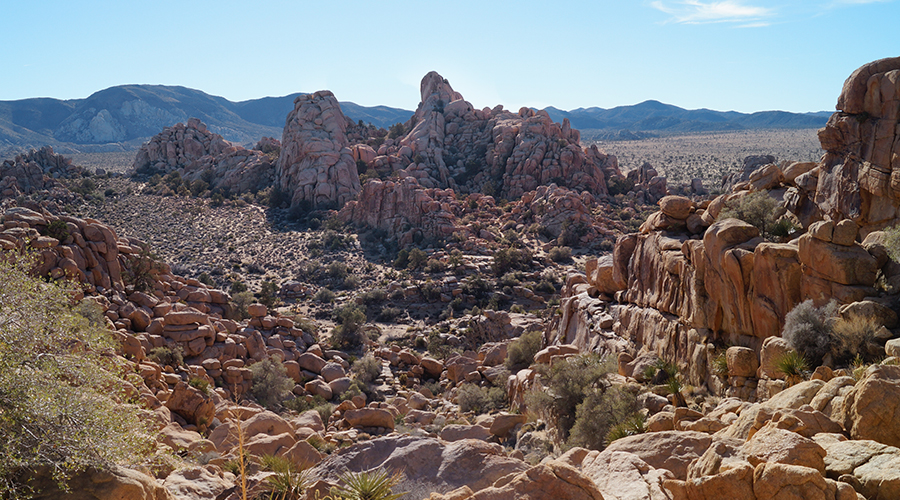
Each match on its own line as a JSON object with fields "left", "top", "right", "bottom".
{"left": 131, "top": 117, "right": 275, "bottom": 194}
{"left": 364, "top": 71, "right": 617, "bottom": 200}
{"left": 0, "top": 146, "right": 85, "bottom": 197}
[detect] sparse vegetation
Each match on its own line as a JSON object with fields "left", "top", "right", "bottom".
{"left": 0, "top": 257, "right": 153, "bottom": 498}
{"left": 457, "top": 384, "right": 506, "bottom": 414}
{"left": 250, "top": 356, "right": 294, "bottom": 408}
{"left": 506, "top": 330, "right": 542, "bottom": 372}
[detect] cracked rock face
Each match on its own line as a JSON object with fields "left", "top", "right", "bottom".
{"left": 276, "top": 91, "right": 360, "bottom": 209}
{"left": 813, "top": 56, "right": 900, "bottom": 232}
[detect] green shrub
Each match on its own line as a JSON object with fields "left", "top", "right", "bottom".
{"left": 407, "top": 248, "right": 428, "bottom": 270}
{"left": 230, "top": 280, "right": 248, "bottom": 294}
{"left": 45, "top": 219, "right": 70, "bottom": 242}
{"left": 718, "top": 191, "right": 779, "bottom": 240}
{"left": 198, "top": 272, "right": 215, "bottom": 287}
{"left": 360, "top": 289, "right": 387, "bottom": 304}
{"left": 148, "top": 345, "right": 185, "bottom": 367}
{"left": 548, "top": 246, "right": 572, "bottom": 263}
{"left": 284, "top": 395, "right": 333, "bottom": 423}
{"left": 231, "top": 291, "right": 255, "bottom": 319}
{"left": 331, "top": 303, "right": 367, "bottom": 350}
{"left": 258, "top": 454, "right": 309, "bottom": 500}
{"left": 351, "top": 355, "right": 382, "bottom": 385}
{"left": 0, "top": 258, "right": 153, "bottom": 498}
{"left": 524, "top": 354, "right": 617, "bottom": 442}
{"left": 506, "top": 330, "right": 543, "bottom": 372}
{"left": 313, "top": 288, "right": 336, "bottom": 303}
{"left": 250, "top": 357, "right": 294, "bottom": 408}
{"left": 491, "top": 248, "right": 532, "bottom": 275}
{"left": 376, "top": 306, "right": 402, "bottom": 323}
{"left": 260, "top": 280, "right": 280, "bottom": 308}
{"left": 567, "top": 385, "right": 640, "bottom": 450}
{"left": 774, "top": 350, "right": 809, "bottom": 382}
{"left": 456, "top": 384, "right": 506, "bottom": 414}
{"left": 123, "top": 246, "right": 165, "bottom": 292}
{"left": 189, "top": 376, "right": 211, "bottom": 393}
{"left": 604, "top": 413, "right": 647, "bottom": 446}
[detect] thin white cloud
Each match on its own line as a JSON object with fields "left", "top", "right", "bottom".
{"left": 832, "top": 0, "right": 890, "bottom": 3}
{"left": 651, "top": 0, "right": 774, "bottom": 25}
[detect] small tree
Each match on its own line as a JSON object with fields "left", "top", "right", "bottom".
{"left": 718, "top": 191, "right": 778, "bottom": 240}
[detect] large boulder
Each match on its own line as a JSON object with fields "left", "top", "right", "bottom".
{"left": 276, "top": 91, "right": 361, "bottom": 209}
{"left": 841, "top": 364, "right": 900, "bottom": 447}
{"left": 30, "top": 465, "right": 173, "bottom": 500}
{"left": 165, "top": 381, "right": 214, "bottom": 431}
{"left": 310, "top": 435, "right": 528, "bottom": 492}
{"left": 600, "top": 431, "right": 712, "bottom": 480}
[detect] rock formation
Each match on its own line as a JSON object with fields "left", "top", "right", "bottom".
{"left": 276, "top": 91, "right": 361, "bottom": 209}
{"left": 363, "top": 72, "right": 617, "bottom": 200}
{"left": 810, "top": 56, "right": 900, "bottom": 234}
{"left": 553, "top": 58, "right": 900, "bottom": 404}
{"left": 0, "top": 146, "right": 85, "bottom": 197}
{"left": 338, "top": 177, "right": 465, "bottom": 245}
{"left": 131, "top": 118, "right": 275, "bottom": 194}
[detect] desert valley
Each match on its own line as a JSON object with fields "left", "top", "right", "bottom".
{"left": 4, "top": 56, "right": 900, "bottom": 500}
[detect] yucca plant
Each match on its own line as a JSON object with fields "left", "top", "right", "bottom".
{"left": 774, "top": 350, "right": 808, "bottom": 386}
{"left": 713, "top": 352, "right": 729, "bottom": 379}
{"left": 605, "top": 412, "right": 646, "bottom": 446}
{"left": 259, "top": 454, "right": 309, "bottom": 500}
{"left": 327, "top": 469, "right": 405, "bottom": 500}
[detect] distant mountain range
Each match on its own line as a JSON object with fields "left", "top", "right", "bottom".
{"left": 544, "top": 100, "right": 832, "bottom": 140}
{"left": 0, "top": 85, "right": 831, "bottom": 155}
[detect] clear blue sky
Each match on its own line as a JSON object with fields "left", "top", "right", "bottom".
{"left": 2, "top": 0, "right": 897, "bottom": 113}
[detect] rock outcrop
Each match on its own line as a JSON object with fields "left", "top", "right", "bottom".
{"left": 131, "top": 118, "right": 275, "bottom": 194}
{"left": 371, "top": 71, "right": 617, "bottom": 199}
{"left": 814, "top": 56, "right": 900, "bottom": 234}
{"left": 276, "top": 91, "right": 361, "bottom": 209}
{"left": 0, "top": 146, "right": 85, "bottom": 198}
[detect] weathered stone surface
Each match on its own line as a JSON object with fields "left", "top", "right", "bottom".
{"left": 601, "top": 431, "right": 712, "bottom": 480}
{"left": 132, "top": 118, "right": 274, "bottom": 194}
{"left": 165, "top": 381, "right": 214, "bottom": 431}
{"left": 163, "top": 466, "right": 231, "bottom": 500}
{"left": 581, "top": 450, "right": 673, "bottom": 500}
{"left": 440, "top": 424, "right": 492, "bottom": 442}
{"left": 343, "top": 408, "right": 394, "bottom": 430}
{"left": 819, "top": 438, "right": 900, "bottom": 499}
{"left": 310, "top": 435, "right": 528, "bottom": 492}
{"left": 742, "top": 426, "right": 827, "bottom": 474}
{"left": 30, "top": 465, "right": 173, "bottom": 500}
{"left": 466, "top": 462, "right": 605, "bottom": 500}
{"left": 276, "top": 91, "right": 360, "bottom": 209}
{"left": 842, "top": 364, "right": 900, "bottom": 447}
{"left": 727, "top": 346, "right": 759, "bottom": 378}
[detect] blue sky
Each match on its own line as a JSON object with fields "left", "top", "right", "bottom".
{"left": 2, "top": 0, "right": 897, "bottom": 113}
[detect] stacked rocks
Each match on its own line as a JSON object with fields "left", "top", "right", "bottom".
{"left": 0, "top": 146, "right": 84, "bottom": 196}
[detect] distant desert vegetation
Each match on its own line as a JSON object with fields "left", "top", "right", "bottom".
{"left": 590, "top": 128, "right": 823, "bottom": 191}
{"left": 62, "top": 128, "right": 824, "bottom": 189}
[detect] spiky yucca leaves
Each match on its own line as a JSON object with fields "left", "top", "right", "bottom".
{"left": 774, "top": 350, "right": 809, "bottom": 386}
{"left": 258, "top": 454, "right": 310, "bottom": 500}
{"left": 327, "top": 469, "right": 405, "bottom": 500}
